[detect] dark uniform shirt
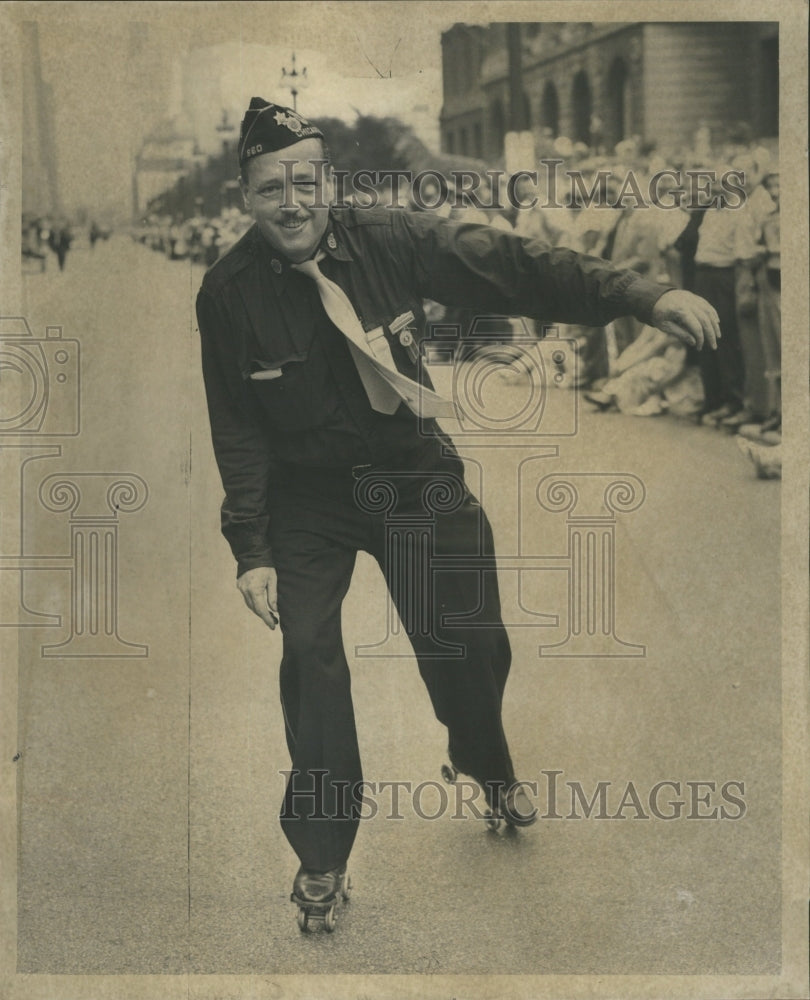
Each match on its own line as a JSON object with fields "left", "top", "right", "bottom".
{"left": 196, "top": 205, "right": 669, "bottom": 575}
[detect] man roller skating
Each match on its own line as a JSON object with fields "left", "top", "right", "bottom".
{"left": 196, "top": 99, "right": 720, "bottom": 931}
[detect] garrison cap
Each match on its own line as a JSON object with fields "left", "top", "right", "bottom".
{"left": 238, "top": 97, "right": 324, "bottom": 167}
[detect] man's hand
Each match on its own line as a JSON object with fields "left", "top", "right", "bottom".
{"left": 237, "top": 566, "right": 279, "bottom": 629}
{"left": 649, "top": 289, "right": 721, "bottom": 351}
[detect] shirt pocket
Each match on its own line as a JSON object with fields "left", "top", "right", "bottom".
{"left": 244, "top": 350, "right": 322, "bottom": 432}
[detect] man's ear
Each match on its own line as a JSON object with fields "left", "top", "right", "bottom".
{"left": 239, "top": 175, "right": 251, "bottom": 212}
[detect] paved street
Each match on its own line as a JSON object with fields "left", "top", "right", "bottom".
{"left": 10, "top": 237, "right": 781, "bottom": 978}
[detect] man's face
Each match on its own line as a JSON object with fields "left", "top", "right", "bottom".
{"left": 240, "top": 138, "right": 333, "bottom": 262}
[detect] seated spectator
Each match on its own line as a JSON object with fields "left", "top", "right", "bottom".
{"left": 584, "top": 325, "right": 692, "bottom": 417}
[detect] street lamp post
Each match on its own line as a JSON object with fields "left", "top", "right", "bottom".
{"left": 280, "top": 53, "right": 308, "bottom": 112}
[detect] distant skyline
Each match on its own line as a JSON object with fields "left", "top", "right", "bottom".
{"left": 18, "top": 3, "right": 466, "bottom": 221}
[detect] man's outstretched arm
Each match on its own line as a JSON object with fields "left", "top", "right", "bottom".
{"left": 397, "top": 211, "right": 721, "bottom": 350}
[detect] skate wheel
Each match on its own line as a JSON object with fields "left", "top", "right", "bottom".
{"left": 441, "top": 763, "right": 457, "bottom": 785}
{"left": 296, "top": 907, "right": 309, "bottom": 932}
{"left": 341, "top": 872, "right": 352, "bottom": 901}
{"left": 323, "top": 905, "right": 337, "bottom": 932}
{"left": 485, "top": 811, "right": 502, "bottom": 832}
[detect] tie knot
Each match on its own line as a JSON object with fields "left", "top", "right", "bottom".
{"left": 292, "top": 254, "right": 324, "bottom": 279}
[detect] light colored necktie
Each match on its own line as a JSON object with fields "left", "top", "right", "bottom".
{"left": 292, "top": 255, "right": 454, "bottom": 418}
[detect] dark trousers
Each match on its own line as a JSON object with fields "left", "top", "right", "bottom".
{"left": 268, "top": 449, "right": 514, "bottom": 872}
{"left": 694, "top": 265, "right": 745, "bottom": 413}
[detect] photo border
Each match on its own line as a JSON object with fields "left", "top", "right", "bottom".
{"left": 1, "top": 2, "right": 806, "bottom": 997}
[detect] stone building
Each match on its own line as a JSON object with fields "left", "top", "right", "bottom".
{"left": 440, "top": 22, "right": 779, "bottom": 161}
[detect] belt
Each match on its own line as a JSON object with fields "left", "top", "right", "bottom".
{"left": 279, "top": 460, "right": 385, "bottom": 483}
{"left": 279, "top": 445, "right": 448, "bottom": 483}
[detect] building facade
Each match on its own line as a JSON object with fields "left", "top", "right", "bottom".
{"left": 440, "top": 21, "right": 779, "bottom": 162}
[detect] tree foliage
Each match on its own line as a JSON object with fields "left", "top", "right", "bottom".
{"left": 147, "top": 115, "right": 416, "bottom": 220}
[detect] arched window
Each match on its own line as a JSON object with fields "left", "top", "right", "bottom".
{"left": 606, "top": 57, "right": 631, "bottom": 148}
{"left": 490, "top": 99, "right": 505, "bottom": 157}
{"left": 540, "top": 81, "right": 560, "bottom": 138}
{"left": 759, "top": 35, "right": 778, "bottom": 136}
{"left": 571, "top": 71, "right": 592, "bottom": 145}
{"left": 473, "top": 122, "right": 483, "bottom": 158}
{"left": 519, "top": 89, "right": 532, "bottom": 131}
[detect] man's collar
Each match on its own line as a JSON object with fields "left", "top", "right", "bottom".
{"left": 250, "top": 212, "right": 353, "bottom": 286}
{"left": 320, "top": 223, "right": 353, "bottom": 263}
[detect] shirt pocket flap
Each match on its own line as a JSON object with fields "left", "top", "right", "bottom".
{"left": 244, "top": 352, "right": 308, "bottom": 380}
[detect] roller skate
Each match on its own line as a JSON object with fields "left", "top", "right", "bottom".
{"left": 442, "top": 761, "right": 501, "bottom": 827}
{"left": 441, "top": 763, "right": 538, "bottom": 831}
{"left": 488, "top": 783, "right": 539, "bottom": 830}
{"left": 440, "top": 762, "right": 459, "bottom": 785}
{"left": 290, "top": 863, "right": 351, "bottom": 933}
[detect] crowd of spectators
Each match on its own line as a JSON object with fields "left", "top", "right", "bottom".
{"left": 132, "top": 207, "right": 252, "bottom": 268}
{"left": 22, "top": 215, "right": 111, "bottom": 272}
{"left": 22, "top": 215, "right": 75, "bottom": 272}
{"left": 420, "top": 129, "right": 782, "bottom": 479}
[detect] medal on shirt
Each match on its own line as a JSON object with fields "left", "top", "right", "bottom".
{"left": 388, "top": 311, "right": 419, "bottom": 363}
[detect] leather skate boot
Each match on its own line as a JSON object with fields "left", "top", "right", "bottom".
{"left": 481, "top": 780, "right": 539, "bottom": 831}
{"left": 291, "top": 864, "right": 351, "bottom": 932}
{"left": 292, "top": 865, "right": 345, "bottom": 903}
{"left": 500, "top": 783, "right": 539, "bottom": 828}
